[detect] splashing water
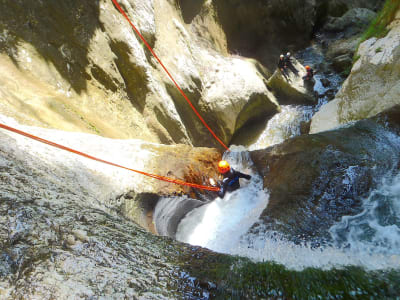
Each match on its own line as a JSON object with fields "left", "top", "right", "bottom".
{"left": 176, "top": 147, "right": 269, "bottom": 253}
{"left": 228, "top": 171, "right": 400, "bottom": 271}
{"left": 248, "top": 105, "right": 313, "bottom": 151}
{"left": 330, "top": 173, "right": 400, "bottom": 255}
{"left": 176, "top": 145, "right": 400, "bottom": 271}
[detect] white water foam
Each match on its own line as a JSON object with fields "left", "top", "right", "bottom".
{"left": 329, "top": 173, "right": 400, "bottom": 256}
{"left": 176, "top": 144, "right": 400, "bottom": 271}
{"left": 248, "top": 105, "right": 313, "bottom": 151}
{"left": 229, "top": 172, "right": 400, "bottom": 271}
{"left": 176, "top": 147, "right": 269, "bottom": 253}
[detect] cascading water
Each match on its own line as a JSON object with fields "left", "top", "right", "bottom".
{"left": 175, "top": 146, "right": 269, "bottom": 253}
{"left": 173, "top": 45, "right": 400, "bottom": 272}
{"left": 248, "top": 105, "right": 313, "bottom": 151}
{"left": 249, "top": 44, "right": 343, "bottom": 151}
{"left": 175, "top": 149, "right": 400, "bottom": 271}
{"left": 330, "top": 173, "right": 400, "bottom": 255}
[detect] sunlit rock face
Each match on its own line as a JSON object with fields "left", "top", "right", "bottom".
{"left": 0, "top": 0, "right": 282, "bottom": 148}
{"left": 0, "top": 120, "right": 226, "bottom": 299}
{"left": 0, "top": 116, "right": 220, "bottom": 233}
{"left": 310, "top": 8, "right": 400, "bottom": 134}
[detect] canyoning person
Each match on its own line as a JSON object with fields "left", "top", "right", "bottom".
{"left": 284, "top": 52, "right": 298, "bottom": 76}
{"left": 209, "top": 160, "right": 251, "bottom": 198}
{"left": 303, "top": 65, "right": 315, "bottom": 81}
{"left": 277, "top": 54, "right": 290, "bottom": 81}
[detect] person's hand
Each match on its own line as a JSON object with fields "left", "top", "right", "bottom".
{"left": 209, "top": 178, "right": 216, "bottom": 186}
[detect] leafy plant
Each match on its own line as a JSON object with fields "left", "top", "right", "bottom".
{"left": 360, "top": 0, "right": 400, "bottom": 43}
{"left": 352, "top": 0, "right": 399, "bottom": 66}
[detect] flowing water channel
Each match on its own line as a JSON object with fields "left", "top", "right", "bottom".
{"left": 173, "top": 45, "right": 400, "bottom": 272}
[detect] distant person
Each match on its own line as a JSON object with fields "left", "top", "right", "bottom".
{"left": 278, "top": 54, "right": 290, "bottom": 81}
{"left": 284, "top": 52, "right": 299, "bottom": 76}
{"left": 209, "top": 160, "right": 251, "bottom": 198}
{"left": 303, "top": 65, "right": 314, "bottom": 81}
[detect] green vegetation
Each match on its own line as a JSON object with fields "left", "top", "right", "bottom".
{"left": 352, "top": 0, "right": 399, "bottom": 66}
{"left": 174, "top": 246, "right": 400, "bottom": 299}
{"left": 360, "top": 0, "right": 400, "bottom": 43}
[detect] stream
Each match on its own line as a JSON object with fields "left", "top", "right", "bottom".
{"left": 172, "top": 44, "right": 400, "bottom": 272}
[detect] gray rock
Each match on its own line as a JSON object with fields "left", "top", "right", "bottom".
{"left": 320, "top": 78, "right": 331, "bottom": 88}
{"left": 324, "top": 8, "right": 376, "bottom": 35}
{"left": 311, "top": 12, "right": 400, "bottom": 133}
{"left": 267, "top": 59, "right": 316, "bottom": 105}
{"left": 250, "top": 117, "right": 400, "bottom": 242}
{"left": 331, "top": 53, "right": 353, "bottom": 72}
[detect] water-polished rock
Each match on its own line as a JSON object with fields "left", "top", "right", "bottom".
{"left": 311, "top": 9, "right": 400, "bottom": 133}
{"left": 250, "top": 116, "right": 400, "bottom": 243}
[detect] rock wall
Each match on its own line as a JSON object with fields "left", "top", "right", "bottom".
{"left": 212, "top": 0, "right": 318, "bottom": 69}
{"left": 310, "top": 8, "right": 400, "bottom": 133}
{"left": 0, "top": 0, "right": 283, "bottom": 148}
{"left": 0, "top": 114, "right": 220, "bottom": 233}
{"left": 251, "top": 108, "right": 400, "bottom": 242}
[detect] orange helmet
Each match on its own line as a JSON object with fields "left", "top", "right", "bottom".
{"left": 218, "top": 160, "right": 230, "bottom": 174}
{"left": 305, "top": 65, "right": 311, "bottom": 70}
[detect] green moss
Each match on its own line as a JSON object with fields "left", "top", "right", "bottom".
{"left": 172, "top": 246, "right": 400, "bottom": 299}
{"left": 360, "top": 0, "right": 399, "bottom": 42}
{"left": 353, "top": 0, "right": 399, "bottom": 64}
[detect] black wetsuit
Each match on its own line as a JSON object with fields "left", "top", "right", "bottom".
{"left": 217, "top": 168, "right": 251, "bottom": 198}
{"left": 277, "top": 58, "right": 285, "bottom": 70}
{"left": 303, "top": 68, "right": 314, "bottom": 80}
{"left": 284, "top": 55, "right": 298, "bottom": 75}
{"left": 277, "top": 58, "right": 289, "bottom": 80}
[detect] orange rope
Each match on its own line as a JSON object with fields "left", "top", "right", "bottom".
{"left": 111, "top": 0, "right": 229, "bottom": 151}
{"left": 0, "top": 123, "right": 220, "bottom": 192}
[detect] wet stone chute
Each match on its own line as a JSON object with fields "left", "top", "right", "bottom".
{"left": 175, "top": 146, "right": 269, "bottom": 253}
{"left": 154, "top": 195, "right": 205, "bottom": 237}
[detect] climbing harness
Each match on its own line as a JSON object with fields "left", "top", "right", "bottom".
{"left": 111, "top": 0, "right": 229, "bottom": 151}
{"left": 0, "top": 123, "right": 220, "bottom": 192}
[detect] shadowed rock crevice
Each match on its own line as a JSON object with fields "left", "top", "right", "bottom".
{"left": 165, "top": 84, "right": 226, "bottom": 148}
{"left": 153, "top": 105, "right": 188, "bottom": 144}
{"left": 178, "top": 0, "right": 205, "bottom": 24}
{"left": 212, "top": 0, "right": 317, "bottom": 70}
{"left": 110, "top": 41, "right": 150, "bottom": 113}
{"left": 234, "top": 92, "right": 279, "bottom": 133}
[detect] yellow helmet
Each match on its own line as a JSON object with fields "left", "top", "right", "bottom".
{"left": 218, "top": 160, "right": 230, "bottom": 174}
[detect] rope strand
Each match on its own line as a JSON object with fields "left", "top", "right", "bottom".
{"left": 0, "top": 123, "right": 220, "bottom": 192}
{"left": 111, "top": 0, "right": 229, "bottom": 151}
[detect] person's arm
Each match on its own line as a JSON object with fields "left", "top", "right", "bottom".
{"left": 217, "top": 178, "right": 229, "bottom": 198}
{"left": 236, "top": 171, "right": 252, "bottom": 180}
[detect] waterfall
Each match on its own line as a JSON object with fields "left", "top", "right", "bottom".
{"left": 175, "top": 147, "right": 269, "bottom": 253}
{"left": 248, "top": 105, "right": 313, "bottom": 150}
{"left": 176, "top": 149, "right": 400, "bottom": 271}
{"left": 173, "top": 45, "right": 400, "bottom": 271}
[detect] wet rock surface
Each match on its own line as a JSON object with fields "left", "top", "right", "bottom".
{"left": 250, "top": 118, "right": 400, "bottom": 243}
{"left": 267, "top": 59, "right": 316, "bottom": 106}
{"left": 3, "top": 116, "right": 399, "bottom": 299}
{"left": 311, "top": 8, "right": 400, "bottom": 133}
